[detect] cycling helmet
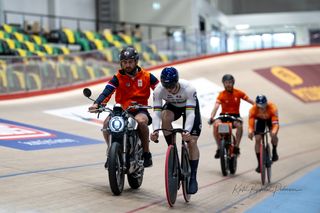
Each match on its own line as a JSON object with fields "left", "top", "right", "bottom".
{"left": 222, "top": 74, "right": 235, "bottom": 84}
{"left": 119, "top": 46, "right": 139, "bottom": 61}
{"left": 256, "top": 95, "right": 267, "bottom": 108}
{"left": 160, "top": 67, "right": 179, "bottom": 89}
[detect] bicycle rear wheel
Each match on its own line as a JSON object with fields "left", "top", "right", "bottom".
{"left": 259, "top": 142, "right": 266, "bottom": 185}
{"left": 165, "top": 145, "right": 179, "bottom": 207}
{"left": 229, "top": 155, "right": 237, "bottom": 175}
{"left": 220, "top": 140, "right": 228, "bottom": 176}
{"left": 181, "top": 144, "right": 191, "bottom": 202}
{"left": 266, "top": 143, "right": 272, "bottom": 183}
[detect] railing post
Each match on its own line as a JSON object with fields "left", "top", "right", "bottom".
{"left": 148, "top": 25, "right": 152, "bottom": 41}
{"left": 4, "top": 10, "right": 7, "bottom": 24}
{"left": 59, "top": 18, "right": 62, "bottom": 29}
{"left": 77, "top": 19, "right": 80, "bottom": 31}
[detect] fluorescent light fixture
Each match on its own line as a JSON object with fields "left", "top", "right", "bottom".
{"left": 173, "top": 31, "right": 182, "bottom": 42}
{"left": 152, "top": 2, "right": 161, "bottom": 10}
{"left": 210, "top": 36, "right": 220, "bottom": 47}
{"left": 235, "top": 24, "right": 250, "bottom": 30}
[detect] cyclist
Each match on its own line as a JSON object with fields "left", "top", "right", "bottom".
{"left": 248, "top": 95, "right": 279, "bottom": 173}
{"left": 88, "top": 46, "right": 159, "bottom": 168}
{"left": 209, "top": 74, "right": 254, "bottom": 158}
{"left": 150, "top": 67, "right": 201, "bottom": 194}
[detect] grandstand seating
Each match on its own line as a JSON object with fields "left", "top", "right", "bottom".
{"left": 0, "top": 23, "right": 170, "bottom": 94}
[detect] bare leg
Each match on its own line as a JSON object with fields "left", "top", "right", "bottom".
{"left": 234, "top": 121, "right": 243, "bottom": 147}
{"left": 255, "top": 135, "right": 262, "bottom": 153}
{"left": 161, "top": 110, "right": 174, "bottom": 133}
{"left": 213, "top": 119, "right": 222, "bottom": 148}
{"left": 135, "top": 113, "right": 150, "bottom": 153}
{"left": 188, "top": 136, "right": 200, "bottom": 160}
{"left": 102, "top": 116, "right": 111, "bottom": 150}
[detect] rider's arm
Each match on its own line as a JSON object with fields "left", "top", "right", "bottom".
{"left": 184, "top": 88, "right": 197, "bottom": 132}
{"left": 270, "top": 103, "right": 280, "bottom": 134}
{"left": 95, "top": 75, "right": 119, "bottom": 105}
{"left": 150, "top": 73, "right": 160, "bottom": 90}
{"left": 210, "top": 101, "right": 220, "bottom": 119}
{"left": 240, "top": 90, "right": 255, "bottom": 105}
{"left": 152, "top": 86, "right": 163, "bottom": 131}
{"left": 248, "top": 106, "right": 256, "bottom": 134}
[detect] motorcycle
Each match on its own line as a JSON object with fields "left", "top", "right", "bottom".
{"left": 83, "top": 88, "right": 152, "bottom": 195}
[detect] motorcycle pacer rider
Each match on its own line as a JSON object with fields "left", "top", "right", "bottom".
{"left": 89, "top": 46, "right": 159, "bottom": 168}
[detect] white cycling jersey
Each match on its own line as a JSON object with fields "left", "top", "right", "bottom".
{"left": 152, "top": 79, "right": 197, "bottom": 132}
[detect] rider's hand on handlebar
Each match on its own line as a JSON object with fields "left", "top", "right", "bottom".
{"left": 150, "top": 131, "right": 159, "bottom": 143}
{"left": 182, "top": 131, "right": 191, "bottom": 142}
{"left": 248, "top": 132, "right": 254, "bottom": 140}
{"left": 208, "top": 117, "right": 214, "bottom": 125}
{"left": 88, "top": 103, "right": 99, "bottom": 113}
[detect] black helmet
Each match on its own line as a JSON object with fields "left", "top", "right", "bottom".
{"left": 222, "top": 74, "right": 235, "bottom": 84}
{"left": 256, "top": 95, "right": 267, "bottom": 108}
{"left": 119, "top": 46, "right": 139, "bottom": 61}
{"left": 161, "top": 67, "right": 179, "bottom": 89}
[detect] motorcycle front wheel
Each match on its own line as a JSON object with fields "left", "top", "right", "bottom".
{"left": 108, "top": 142, "right": 125, "bottom": 195}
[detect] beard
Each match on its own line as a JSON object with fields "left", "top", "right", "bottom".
{"left": 225, "top": 86, "right": 233, "bottom": 92}
{"left": 124, "top": 67, "right": 137, "bottom": 75}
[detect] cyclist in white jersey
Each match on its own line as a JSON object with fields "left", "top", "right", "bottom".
{"left": 150, "top": 67, "right": 201, "bottom": 194}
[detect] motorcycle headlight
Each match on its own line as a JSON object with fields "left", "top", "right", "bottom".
{"left": 109, "top": 116, "right": 125, "bottom": 132}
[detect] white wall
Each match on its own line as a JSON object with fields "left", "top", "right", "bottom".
{"left": 119, "top": 0, "right": 227, "bottom": 40}
{"left": 226, "top": 11, "right": 320, "bottom": 45}
{"left": 2, "top": 0, "right": 95, "bottom": 30}
{"left": 226, "top": 11, "right": 320, "bottom": 27}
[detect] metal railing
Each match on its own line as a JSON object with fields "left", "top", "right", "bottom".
{"left": 3, "top": 10, "right": 185, "bottom": 41}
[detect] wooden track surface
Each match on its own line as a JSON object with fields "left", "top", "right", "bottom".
{"left": 1, "top": 47, "right": 320, "bottom": 213}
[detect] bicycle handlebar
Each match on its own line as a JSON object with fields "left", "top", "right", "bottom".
{"left": 208, "top": 114, "right": 243, "bottom": 125}
{"left": 153, "top": 128, "right": 188, "bottom": 143}
{"left": 154, "top": 128, "right": 188, "bottom": 134}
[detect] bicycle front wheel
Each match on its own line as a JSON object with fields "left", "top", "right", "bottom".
{"left": 266, "top": 143, "right": 272, "bottom": 184}
{"left": 259, "top": 142, "right": 266, "bottom": 185}
{"left": 165, "top": 145, "right": 179, "bottom": 207}
{"left": 181, "top": 144, "right": 191, "bottom": 202}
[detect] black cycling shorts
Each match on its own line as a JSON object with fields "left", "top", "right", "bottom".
{"left": 162, "top": 98, "right": 202, "bottom": 136}
{"left": 254, "top": 118, "right": 272, "bottom": 134}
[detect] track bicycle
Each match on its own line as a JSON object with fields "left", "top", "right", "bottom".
{"left": 209, "top": 114, "right": 241, "bottom": 176}
{"left": 154, "top": 128, "right": 191, "bottom": 207}
{"left": 257, "top": 126, "right": 272, "bottom": 185}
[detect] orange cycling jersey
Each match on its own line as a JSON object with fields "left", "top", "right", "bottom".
{"left": 96, "top": 67, "right": 159, "bottom": 109}
{"left": 216, "top": 88, "right": 250, "bottom": 115}
{"left": 248, "top": 102, "right": 279, "bottom": 134}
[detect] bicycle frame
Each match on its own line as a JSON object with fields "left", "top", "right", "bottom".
{"left": 213, "top": 114, "right": 240, "bottom": 176}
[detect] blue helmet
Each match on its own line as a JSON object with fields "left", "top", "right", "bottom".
{"left": 256, "top": 95, "right": 267, "bottom": 107}
{"left": 160, "top": 67, "right": 179, "bottom": 89}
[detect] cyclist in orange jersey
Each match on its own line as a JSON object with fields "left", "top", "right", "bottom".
{"left": 209, "top": 74, "right": 254, "bottom": 158}
{"left": 89, "top": 46, "right": 159, "bottom": 168}
{"left": 248, "top": 95, "right": 279, "bottom": 173}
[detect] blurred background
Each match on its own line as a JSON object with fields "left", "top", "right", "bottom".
{"left": 0, "top": 0, "right": 319, "bottom": 95}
